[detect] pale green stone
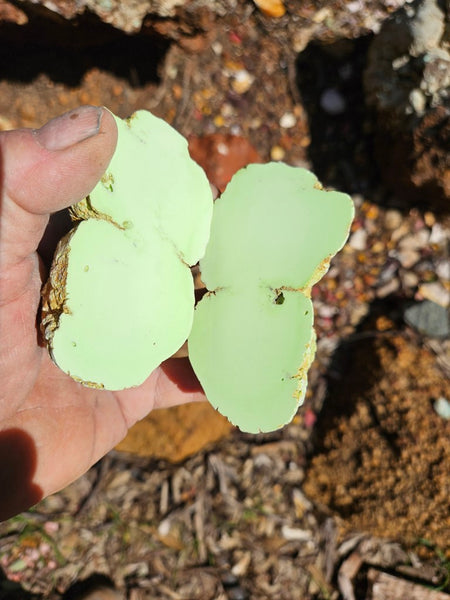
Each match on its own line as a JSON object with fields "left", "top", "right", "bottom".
{"left": 189, "top": 287, "right": 316, "bottom": 433}
{"left": 46, "top": 110, "right": 213, "bottom": 389}
{"left": 189, "top": 162, "right": 354, "bottom": 433}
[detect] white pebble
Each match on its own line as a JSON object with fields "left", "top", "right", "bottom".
{"left": 430, "top": 223, "right": 449, "bottom": 245}
{"left": 231, "top": 70, "right": 254, "bottom": 94}
{"left": 402, "top": 271, "right": 419, "bottom": 288}
{"left": 434, "top": 397, "right": 450, "bottom": 420}
{"left": 396, "top": 248, "right": 421, "bottom": 269}
{"left": 436, "top": 260, "right": 450, "bottom": 280}
{"left": 349, "top": 228, "right": 367, "bottom": 251}
{"left": 376, "top": 278, "right": 400, "bottom": 298}
{"left": 282, "top": 525, "right": 312, "bottom": 541}
{"left": 384, "top": 209, "right": 403, "bottom": 229}
{"left": 318, "top": 304, "right": 338, "bottom": 318}
{"left": 279, "top": 112, "right": 297, "bottom": 128}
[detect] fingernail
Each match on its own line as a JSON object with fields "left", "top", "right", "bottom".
{"left": 34, "top": 106, "right": 103, "bottom": 151}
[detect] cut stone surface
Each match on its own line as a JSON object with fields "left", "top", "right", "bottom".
{"left": 41, "top": 110, "right": 212, "bottom": 389}
{"left": 189, "top": 163, "right": 354, "bottom": 433}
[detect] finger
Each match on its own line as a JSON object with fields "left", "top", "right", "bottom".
{"left": 0, "top": 107, "right": 117, "bottom": 268}
{"left": 1, "top": 106, "right": 118, "bottom": 215}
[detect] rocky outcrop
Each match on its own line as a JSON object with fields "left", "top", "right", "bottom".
{"left": 2, "top": 0, "right": 408, "bottom": 44}
{"left": 364, "top": 0, "right": 449, "bottom": 212}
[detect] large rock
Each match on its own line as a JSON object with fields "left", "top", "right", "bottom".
{"left": 364, "top": 0, "right": 449, "bottom": 212}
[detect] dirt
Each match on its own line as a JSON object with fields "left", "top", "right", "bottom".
{"left": 304, "top": 321, "right": 450, "bottom": 558}
{"left": 0, "top": 2, "right": 449, "bottom": 598}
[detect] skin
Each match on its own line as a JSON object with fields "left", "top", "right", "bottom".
{"left": 0, "top": 107, "right": 205, "bottom": 521}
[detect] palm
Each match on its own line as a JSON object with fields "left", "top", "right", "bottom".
{"left": 0, "top": 108, "right": 204, "bottom": 520}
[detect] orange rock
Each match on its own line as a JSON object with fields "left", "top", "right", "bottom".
{"left": 253, "top": 0, "right": 286, "bottom": 18}
{"left": 116, "top": 402, "right": 232, "bottom": 462}
{"left": 188, "top": 133, "right": 263, "bottom": 192}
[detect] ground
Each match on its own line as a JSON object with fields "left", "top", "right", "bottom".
{"left": 0, "top": 2, "right": 449, "bottom": 599}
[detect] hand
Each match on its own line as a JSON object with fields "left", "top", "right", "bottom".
{"left": 0, "top": 106, "right": 205, "bottom": 521}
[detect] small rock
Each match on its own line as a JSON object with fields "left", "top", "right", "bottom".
{"left": 318, "top": 304, "right": 338, "bottom": 318}
{"left": 429, "top": 223, "right": 448, "bottom": 245}
{"left": 348, "top": 228, "right": 367, "bottom": 251}
{"left": 396, "top": 248, "right": 421, "bottom": 269}
{"left": 434, "top": 397, "right": 450, "bottom": 420}
{"left": 378, "top": 261, "right": 399, "bottom": 285}
{"left": 401, "top": 271, "right": 419, "bottom": 288}
{"left": 376, "top": 278, "right": 400, "bottom": 298}
{"left": 270, "top": 145, "right": 285, "bottom": 161}
{"left": 253, "top": 453, "right": 273, "bottom": 469}
{"left": 418, "top": 281, "right": 450, "bottom": 307}
{"left": 231, "top": 70, "right": 255, "bottom": 94}
{"left": 398, "top": 231, "right": 429, "bottom": 250}
{"left": 384, "top": 209, "right": 403, "bottom": 230}
{"left": 279, "top": 112, "right": 296, "bottom": 128}
{"left": 436, "top": 259, "right": 450, "bottom": 281}
{"left": 231, "top": 552, "right": 251, "bottom": 577}
{"left": 409, "top": 0, "right": 445, "bottom": 57}
{"left": 281, "top": 525, "right": 312, "bottom": 541}
{"left": 320, "top": 88, "right": 346, "bottom": 115}
{"left": 409, "top": 88, "right": 426, "bottom": 114}
{"left": 403, "top": 299, "right": 450, "bottom": 338}
{"left": 253, "top": 0, "right": 286, "bottom": 18}
{"left": 188, "top": 133, "right": 262, "bottom": 192}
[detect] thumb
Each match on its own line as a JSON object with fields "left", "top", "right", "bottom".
{"left": 1, "top": 106, "right": 118, "bottom": 216}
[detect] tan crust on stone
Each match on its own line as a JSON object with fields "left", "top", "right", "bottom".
{"left": 71, "top": 374, "right": 105, "bottom": 390}
{"left": 41, "top": 228, "right": 76, "bottom": 349}
{"left": 70, "top": 194, "right": 125, "bottom": 230}
{"left": 292, "top": 328, "right": 317, "bottom": 401}
{"left": 302, "top": 254, "right": 332, "bottom": 296}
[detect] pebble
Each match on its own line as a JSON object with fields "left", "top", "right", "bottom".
{"left": 376, "top": 278, "right": 400, "bottom": 298}
{"left": 270, "top": 145, "right": 285, "bottom": 161}
{"left": 429, "top": 223, "right": 448, "bottom": 245}
{"left": 253, "top": 0, "right": 286, "bottom": 18}
{"left": 434, "top": 397, "right": 450, "bottom": 420}
{"left": 398, "top": 230, "right": 429, "bottom": 250}
{"left": 231, "top": 552, "right": 251, "bottom": 576}
{"left": 401, "top": 271, "right": 419, "bottom": 288}
{"left": 403, "top": 299, "right": 450, "bottom": 338}
{"left": 281, "top": 525, "right": 312, "bottom": 541}
{"left": 378, "top": 261, "right": 398, "bottom": 284}
{"left": 279, "top": 112, "right": 297, "bottom": 128}
{"left": 396, "top": 247, "right": 421, "bottom": 269}
{"left": 409, "top": 88, "right": 426, "bottom": 114}
{"left": 384, "top": 209, "right": 403, "bottom": 229}
{"left": 436, "top": 259, "right": 450, "bottom": 280}
{"left": 348, "top": 228, "right": 367, "bottom": 251}
{"left": 320, "top": 88, "right": 346, "bottom": 115}
{"left": 418, "top": 281, "right": 450, "bottom": 308}
{"left": 231, "top": 70, "right": 255, "bottom": 94}
{"left": 318, "top": 304, "right": 338, "bottom": 318}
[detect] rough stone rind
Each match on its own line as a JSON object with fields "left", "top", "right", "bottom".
{"left": 40, "top": 228, "right": 75, "bottom": 349}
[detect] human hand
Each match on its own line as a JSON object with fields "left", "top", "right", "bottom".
{"left": 0, "top": 106, "right": 205, "bottom": 521}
